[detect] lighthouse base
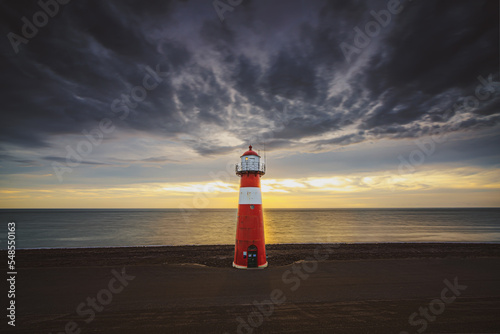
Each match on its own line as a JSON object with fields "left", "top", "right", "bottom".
{"left": 232, "top": 261, "right": 268, "bottom": 269}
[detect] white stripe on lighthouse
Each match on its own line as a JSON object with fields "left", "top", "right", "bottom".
{"left": 238, "top": 187, "right": 262, "bottom": 205}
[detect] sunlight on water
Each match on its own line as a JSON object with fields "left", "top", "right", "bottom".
{"left": 0, "top": 208, "right": 499, "bottom": 249}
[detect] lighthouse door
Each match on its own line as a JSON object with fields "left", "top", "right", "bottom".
{"left": 247, "top": 245, "right": 258, "bottom": 268}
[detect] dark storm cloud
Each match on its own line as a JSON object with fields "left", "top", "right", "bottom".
{"left": 359, "top": 0, "right": 499, "bottom": 130}
{"left": 0, "top": 0, "right": 498, "bottom": 165}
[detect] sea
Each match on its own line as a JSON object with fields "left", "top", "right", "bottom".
{"left": 0, "top": 208, "right": 499, "bottom": 249}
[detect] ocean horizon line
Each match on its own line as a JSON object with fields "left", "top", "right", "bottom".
{"left": 1, "top": 207, "right": 499, "bottom": 210}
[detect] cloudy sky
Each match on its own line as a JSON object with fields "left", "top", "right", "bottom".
{"left": 0, "top": 0, "right": 499, "bottom": 208}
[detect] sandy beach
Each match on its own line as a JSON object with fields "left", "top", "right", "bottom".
{"left": 6, "top": 243, "right": 500, "bottom": 333}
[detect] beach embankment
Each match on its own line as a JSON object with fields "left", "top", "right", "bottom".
{"left": 13, "top": 242, "right": 500, "bottom": 268}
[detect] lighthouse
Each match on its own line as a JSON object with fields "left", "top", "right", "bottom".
{"left": 233, "top": 145, "right": 268, "bottom": 269}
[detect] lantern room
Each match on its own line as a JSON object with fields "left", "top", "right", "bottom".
{"left": 236, "top": 145, "right": 265, "bottom": 175}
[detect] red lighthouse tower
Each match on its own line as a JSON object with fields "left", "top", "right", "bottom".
{"left": 233, "top": 145, "right": 268, "bottom": 269}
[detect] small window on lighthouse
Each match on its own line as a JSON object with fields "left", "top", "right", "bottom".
{"left": 250, "top": 205, "right": 254, "bottom": 209}
{"left": 245, "top": 157, "right": 248, "bottom": 160}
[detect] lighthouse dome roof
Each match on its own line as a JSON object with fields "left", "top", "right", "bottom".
{"left": 241, "top": 145, "right": 259, "bottom": 157}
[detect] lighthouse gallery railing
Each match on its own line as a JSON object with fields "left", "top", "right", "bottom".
{"left": 236, "top": 162, "right": 266, "bottom": 174}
